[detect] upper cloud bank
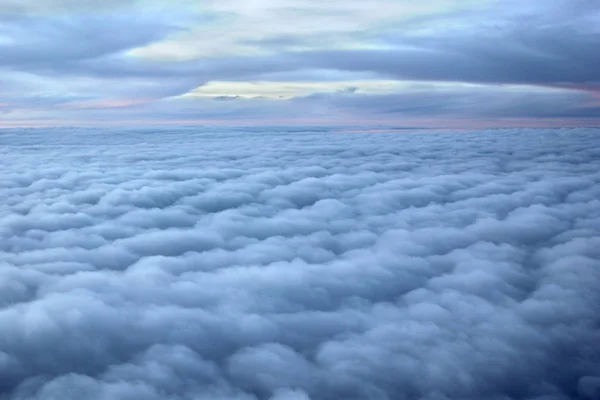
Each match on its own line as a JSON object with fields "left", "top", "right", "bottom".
{"left": 1, "top": 127, "right": 599, "bottom": 399}
{"left": 0, "top": 0, "right": 599, "bottom": 127}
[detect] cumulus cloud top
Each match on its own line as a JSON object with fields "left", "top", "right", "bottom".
{"left": 1, "top": 127, "right": 599, "bottom": 399}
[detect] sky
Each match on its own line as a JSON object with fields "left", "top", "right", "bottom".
{"left": 0, "top": 0, "right": 599, "bottom": 127}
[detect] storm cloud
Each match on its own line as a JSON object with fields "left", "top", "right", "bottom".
{"left": 1, "top": 127, "right": 599, "bottom": 399}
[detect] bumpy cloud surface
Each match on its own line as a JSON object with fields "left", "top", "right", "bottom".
{"left": 1, "top": 127, "right": 599, "bottom": 400}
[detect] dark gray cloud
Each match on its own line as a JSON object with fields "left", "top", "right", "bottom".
{"left": 28, "top": 84, "right": 597, "bottom": 126}
{"left": 1, "top": 127, "right": 599, "bottom": 399}
{"left": 0, "top": 12, "right": 180, "bottom": 67}
{"left": 290, "top": 86, "right": 600, "bottom": 120}
{"left": 50, "top": 0, "right": 600, "bottom": 86}
{"left": 0, "top": 7, "right": 207, "bottom": 105}
{"left": 359, "top": 0, "right": 600, "bottom": 86}
{"left": 231, "top": 0, "right": 600, "bottom": 87}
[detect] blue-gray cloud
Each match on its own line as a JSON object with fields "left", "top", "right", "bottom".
{"left": 20, "top": 84, "right": 596, "bottom": 126}
{"left": 0, "top": 0, "right": 599, "bottom": 125}
{"left": 1, "top": 127, "right": 599, "bottom": 399}
{"left": 0, "top": 12, "right": 180, "bottom": 67}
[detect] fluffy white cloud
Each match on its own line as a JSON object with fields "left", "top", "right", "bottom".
{"left": 0, "top": 127, "right": 599, "bottom": 399}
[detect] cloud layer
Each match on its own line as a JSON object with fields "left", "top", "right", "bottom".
{"left": 1, "top": 127, "right": 599, "bottom": 399}
{"left": 0, "top": 0, "right": 599, "bottom": 126}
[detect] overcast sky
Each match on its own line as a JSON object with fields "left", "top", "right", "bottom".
{"left": 1, "top": 0, "right": 599, "bottom": 127}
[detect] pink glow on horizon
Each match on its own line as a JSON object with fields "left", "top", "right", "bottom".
{"left": 63, "top": 98, "right": 154, "bottom": 109}
{"left": 2, "top": 116, "right": 600, "bottom": 130}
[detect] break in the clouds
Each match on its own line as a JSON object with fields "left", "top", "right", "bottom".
{"left": 1, "top": 127, "right": 600, "bottom": 399}
{"left": 0, "top": 0, "right": 599, "bottom": 127}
